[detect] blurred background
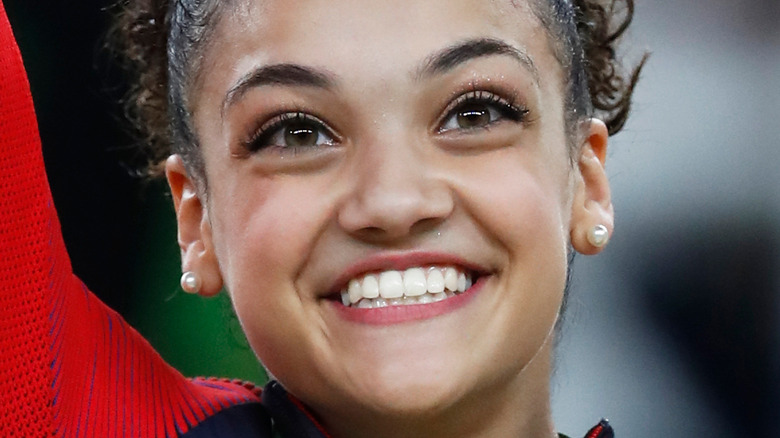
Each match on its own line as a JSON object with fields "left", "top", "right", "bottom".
{"left": 5, "top": 1, "right": 778, "bottom": 436}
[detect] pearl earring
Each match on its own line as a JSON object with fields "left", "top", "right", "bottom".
{"left": 587, "top": 224, "right": 609, "bottom": 248}
{"left": 180, "top": 271, "right": 202, "bottom": 294}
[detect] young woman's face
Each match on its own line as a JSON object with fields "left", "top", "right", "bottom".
{"left": 173, "top": 0, "right": 611, "bottom": 431}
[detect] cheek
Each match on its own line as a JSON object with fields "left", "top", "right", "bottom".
{"left": 207, "top": 168, "right": 350, "bottom": 370}
{"left": 450, "top": 146, "right": 571, "bottom": 329}
{"left": 209, "top": 174, "right": 333, "bottom": 320}
{"left": 453, "top": 147, "right": 571, "bottom": 257}
{"left": 213, "top": 177, "right": 320, "bottom": 274}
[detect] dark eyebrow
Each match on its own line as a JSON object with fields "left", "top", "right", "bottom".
{"left": 416, "top": 38, "right": 539, "bottom": 83}
{"left": 223, "top": 64, "right": 336, "bottom": 113}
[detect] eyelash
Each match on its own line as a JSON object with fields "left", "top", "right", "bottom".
{"left": 243, "top": 111, "right": 337, "bottom": 153}
{"left": 438, "top": 90, "right": 529, "bottom": 133}
{"left": 241, "top": 90, "right": 528, "bottom": 154}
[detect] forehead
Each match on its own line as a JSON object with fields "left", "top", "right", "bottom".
{"left": 202, "top": 0, "right": 557, "bottom": 83}
{"left": 225, "top": 0, "right": 534, "bottom": 37}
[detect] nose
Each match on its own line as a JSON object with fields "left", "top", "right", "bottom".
{"left": 337, "top": 140, "right": 454, "bottom": 242}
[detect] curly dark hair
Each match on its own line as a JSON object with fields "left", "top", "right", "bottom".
{"left": 112, "top": 0, "right": 646, "bottom": 180}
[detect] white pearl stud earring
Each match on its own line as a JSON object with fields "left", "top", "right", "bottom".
{"left": 180, "top": 271, "right": 202, "bottom": 294}
{"left": 587, "top": 224, "right": 609, "bottom": 248}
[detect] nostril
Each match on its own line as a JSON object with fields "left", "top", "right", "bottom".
{"left": 409, "top": 216, "right": 446, "bottom": 235}
{"left": 356, "top": 226, "right": 386, "bottom": 239}
{"left": 345, "top": 218, "right": 447, "bottom": 244}
{"left": 336, "top": 164, "right": 454, "bottom": 239}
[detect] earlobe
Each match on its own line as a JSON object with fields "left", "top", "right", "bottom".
{"left": 570, "top": 119, "right": 614, "bottom": 255}
{"left": 165, "top": 155, "right": 223, "bottom": 296}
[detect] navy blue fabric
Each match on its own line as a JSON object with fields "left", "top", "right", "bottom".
{"left": 181, "top": 402, "right": 273, "bottom": 438}
{"left": 262, "top": 381, "right": 329, "bottom": 438}
{"left": 181, "top": 379, "right": 613, "bottom": 438}
{"left": 259, "top": 380, "right": 614, "bottom": 438}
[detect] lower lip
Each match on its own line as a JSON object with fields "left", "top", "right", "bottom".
{"left": 330, "top": 276, "right": 487, "bottom": 325}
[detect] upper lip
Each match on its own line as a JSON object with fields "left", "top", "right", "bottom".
{"left": 327, "top": 250, "right": 490, "bottom": 296}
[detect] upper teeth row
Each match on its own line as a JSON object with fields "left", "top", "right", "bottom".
{"left": 340, "top": 267, "right": 472, "bottom": 306}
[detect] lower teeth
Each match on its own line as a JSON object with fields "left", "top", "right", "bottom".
{"left": 353, "top": 291, "right": 455, "bottom": 309}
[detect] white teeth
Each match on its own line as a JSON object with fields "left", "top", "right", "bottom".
{"left": 379, "top": 271, "right": 404, "bottom": 299}
{"left": 403, "top": 268, "right": 427, "bottom": 297}
{"left": 388, "top": 297, "right": 405, "bottom": 306}
{"left": 457, "top": 273, "right": 466, "bottom": 293}
{"left": 348, "top": 279, "right": 362, "bottom": 304}
{"left": 444, "top": 267, "right": 458, "bottom": 292}
{"left": 348, "top": 291, "right": 460, "bottom": 309}
{"left": 417, "top": 294, "right": 433, "bottom": 304}
{"left": 339, "top": 266, "right": 477, "bottom": 308}
{"left": 404, "top": 296, "right": 419, "bottom": 304}
{"left": 362, "top": 275, "right": 379, "bottom": 299}
{"left": 426, "top": 269, "right": 445, "bottom": 294}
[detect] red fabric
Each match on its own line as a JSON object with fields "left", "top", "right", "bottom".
{"left": 0, "top": 1, "right": 58, "bottom": 434}
{"left": 0, "top": 2, "right": 260, "bottom": 436}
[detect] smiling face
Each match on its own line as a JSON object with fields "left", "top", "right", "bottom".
{"left": 167, "top": 0, "right": 613, "bottom": 435}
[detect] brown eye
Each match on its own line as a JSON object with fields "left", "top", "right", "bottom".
{"left": 284, "top": 122, "right": 319, "bottom": 147}
{"left": 438, "top": 91, "right": 526, "bottom": 134}
{"left": 456, "top": 104, "right": 492, "bottom": 129}
{"left": 246, "top": 112, "right": 337, "bottom": 152}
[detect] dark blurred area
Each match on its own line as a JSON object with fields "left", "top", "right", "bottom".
{"left": 5, "top": 1, "right": 141, "bottom": 313}
{"left": 639, "top": 217, "right": 780, "bottom": 435}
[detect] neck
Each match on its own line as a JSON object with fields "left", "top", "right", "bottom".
{"left": 321, "top": 340, "right": 557, "bottom": 438}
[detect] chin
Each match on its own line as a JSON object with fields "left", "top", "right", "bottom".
{"left": 339, "top": 379, "right": 466, "bottom": 423}
{"left": 333, "top": 354, "right": 477, "bottom": 418}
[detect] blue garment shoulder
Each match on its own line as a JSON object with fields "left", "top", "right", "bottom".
{"left": 181, "top": 401, "right": 273, "bottom": 437}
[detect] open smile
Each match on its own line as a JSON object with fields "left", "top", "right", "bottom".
{"left": 326, "top": 256, "right": 490, "bottom": 325}
{"left": 339, "top": 266, "right": 473, "bottom": 309}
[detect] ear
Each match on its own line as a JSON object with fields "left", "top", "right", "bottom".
{"left": 166, "top": 155, "right": 223, "bottom": 296}
{"left": 570, "top": 119, "right": 614, "bottom": 255}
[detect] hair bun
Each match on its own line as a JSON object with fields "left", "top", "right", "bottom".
{"left": 110, "top": 0, "right": 171, "bottom": 177}
{"left": 574, "top": 0, "right": 648, "bottom": 135}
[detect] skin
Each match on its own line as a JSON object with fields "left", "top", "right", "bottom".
{"left": 166, "top": 0, "right": 614, "bottom": 436}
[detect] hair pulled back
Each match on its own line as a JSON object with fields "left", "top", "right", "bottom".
{"left": 112, "top": 0, "right": 646, "bottom": 179}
